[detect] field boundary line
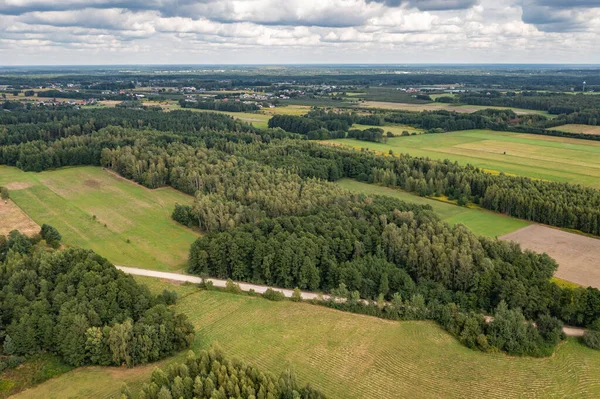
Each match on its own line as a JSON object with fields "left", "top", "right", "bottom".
{"left": 116, "top": 265, "right": 586, "bottom": 337}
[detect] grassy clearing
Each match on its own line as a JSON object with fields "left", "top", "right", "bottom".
{"left": 352, "top": 123, "right": 425, "bottom": 136}
{"left": 181, "top": 105, "right": 311, "bottom": 128}
{"left": 549, "top": 124, "right": 600, "bottom": 135}
{"left": 323, "top": 130, "right": 600, "bottom": 188}
{"left": 336, "top": 179, "right": 528, "bottom": 237}
{"left": 430, "top": 93, "right": 456, "bottom": 100}
{"left": 261, "top": 105, "right": 311, "bottom": 116}
{"left": 360, "top": 101, "right": 553, "bottom": 117}
{"left": 0, "top": 166, "right": 198, "bottom": 272}
{"left": 162, "top": 105, "right": 273, "bottom": 129}
{"left": 95, "top": 101, "right": 308, "bottom": 129}
{"left": 15, "top": 277, "right": 600, "bottom": 399}
{"left": 551, "top": 277, "right": 581, "bottom": 289}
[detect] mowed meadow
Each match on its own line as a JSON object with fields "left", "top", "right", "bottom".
{"left": 14, "top": 278, "right": 600, "bottom": 399}
{"left": 0, "top": 166, "right": 198, "bottom": 272}
{"left": 336, "top": 179, "right": 529, "bottom": 237}
{"left": 323, "top": 130, "right": 600, "bottom": 187}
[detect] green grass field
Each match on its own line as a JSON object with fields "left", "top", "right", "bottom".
{"left": 0, "top": 166, "right": 198, "bottom": 272}
{"left": 14, "top": 277, "right": 600, "bottom": 399}
{"left": 177, "top": 108, "right": 272, "bottom": 129}
{"left": 323, "top": 130, "right": 600, "bottom": 188}
{"left": 337, "top": 179, "right": 528, "bottom": 237}
{"left": 172, "top": 105, "right": 310, "bottom": 129}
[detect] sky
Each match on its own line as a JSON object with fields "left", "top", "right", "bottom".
{"left": 1, "top": 0, "right": 600, "bottom": 65}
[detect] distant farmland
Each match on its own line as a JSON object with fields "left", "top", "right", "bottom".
{"left": 323, "top": 130, "right": 600, "bottom": 188}
{"left": 16, "top": 278, "right": 600, "bottom": 399}
{"left": 359, "top": 101, "right": 553, "bottom": 117}
{"left": 550, "top": 124, "right": 600, "bottom": 135}
{"left": 0, "top": 166, "right": 198, "bottom": 272}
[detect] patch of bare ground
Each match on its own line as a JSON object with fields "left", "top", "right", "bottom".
{"left": 549, "top": 124, "right": 600, "bottom": 135}
{"left": 0, "top": 200, "right": 40, "bottom": 236}
{"left": 3, "top": 182, "right": 33, "bottom": 190}
{"left": 84, "top": 179, "right": 102, "bottom": 188}
{"left": 500, "top": 225, "right": 600, "bottom": 289}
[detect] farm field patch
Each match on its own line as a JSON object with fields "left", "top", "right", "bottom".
{"left": 500, "top": 225, "right": 600, "bottom": 289}
{"left": 360, "top": 101, "right": 553, "bottom": 117}
{"left": 336, "top": 179, "right": 528, "bottom": 237}
{"left": 175, "top": 107, "right": 272, "bottom": 128}
{"left": 0, "top": 166, "right": 198, "bottom": 272}
{"left": 550, "top": 124, "right": 600, "bottom": 135}
{"left": 14, "top": 277, "right": 600, "bottom": 399}
{"left": 322, "top": 130, "right": 600, "bottom": 187}
{"left": 0, "top": 199, "right": 40, "bottom": 237}
{"left": 261, "top": 105, "right": 311, "bottom": 116}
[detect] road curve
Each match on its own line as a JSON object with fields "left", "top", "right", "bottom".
{"left": 116, "top": 266, "right": 587, "bottom": 338}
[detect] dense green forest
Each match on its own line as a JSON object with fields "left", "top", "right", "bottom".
{"left": 2, "top": 107, "right": 600, "bottom": 356}
{"left": 0, "top": 107, "right": 257, "bottom": 147}
{"left": 247, "top": 140, "right": 600, "bottom": 235}
{"left": 132, "top": 348, "right": 325, "bottom": 399}
{"left": 0, "top": 230, "right": 194, "bottom": 369}
{"left": 178, "top": 99, "right": 261, "bottom": 112}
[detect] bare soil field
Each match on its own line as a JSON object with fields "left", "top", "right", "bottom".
{"left": 500, "top": 225, "right": 600, "bottom": 289}
{"left": 550, "top": 124, "right": 600, "bottom": 135}
{"left": 0, "top": 200, "right": 40, "bottom": 236}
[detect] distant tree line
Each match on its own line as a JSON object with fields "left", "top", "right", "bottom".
{"left": 3, "top": 68, "right": 600, "bottom": 92}
{"left": 347, "top": 127, "right": 388, "bottom": 142}
{"left": 270, "top": 107, "right": 600, "bottom": 143}
{"left": 267, "top": 109, "right": 383, "bottom": 140}
{"left": 0, "top": 107, "right": 257, "bottom": 147}
{"left": 35, "top": 90, "right": 91, "bottom": 100}
{"left": 454, "top": 91, "right": 600, "bottom": 115}
{"left": 179, "top": 99, "right": 260, "bottom": 112}
{"left": 0, "top": 230, "right": 194, "bottom": 368}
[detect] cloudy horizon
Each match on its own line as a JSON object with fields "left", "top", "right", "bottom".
{"left": 1, "top": 0, "right": 600, "bottom": 65}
